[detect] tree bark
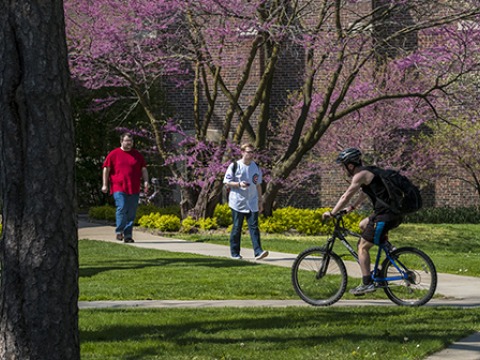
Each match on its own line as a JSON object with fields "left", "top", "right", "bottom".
{"left": 0, "top": 0, "right": 79, "bottom": 359}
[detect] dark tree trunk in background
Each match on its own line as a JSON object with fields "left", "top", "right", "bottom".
{"left": 0, "top": 0, "right": 79, "bottom": 359}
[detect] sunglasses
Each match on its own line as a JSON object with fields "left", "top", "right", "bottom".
{"left": 244, "top": 150, "right": 255, "bottom": 153}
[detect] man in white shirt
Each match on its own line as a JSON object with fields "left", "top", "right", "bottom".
{"left": 223, "top": 143, "right": 269, "bottom": 260}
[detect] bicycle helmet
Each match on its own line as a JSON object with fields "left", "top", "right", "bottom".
{"left": 336, "top": 147, "right": 362, "bottom": 164}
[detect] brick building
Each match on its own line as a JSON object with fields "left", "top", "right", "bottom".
{"left": 163, "top": 1, "right": 480, "bottom": 210}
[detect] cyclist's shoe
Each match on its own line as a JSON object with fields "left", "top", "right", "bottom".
{"left": 349, "top": 283, "right": 376, "bottom": 296}
{"left": 116, "top": 233, "right": 123, "bottom": 241}
{"left": 384, "top": 241, "right": 396, "bottom": 253}
{"left": 124, "top": 237, "right": 135, "bottom": 243}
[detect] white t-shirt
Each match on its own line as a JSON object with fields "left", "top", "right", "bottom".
{"left": 223, "top": 160, "right": 262, "bottom": 213}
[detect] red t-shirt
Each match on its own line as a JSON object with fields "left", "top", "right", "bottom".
{"left": 103, "top": 148, "right": 147, "bottom": 195}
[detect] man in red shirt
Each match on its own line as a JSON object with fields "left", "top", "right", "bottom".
{"left": 101, "top": 132, "right": 149, "bottom": 243}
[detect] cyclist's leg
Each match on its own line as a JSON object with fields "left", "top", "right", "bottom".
{"left": 359, "top": 217, "right": 369, "bottom": 232}
{"left": 358, "top": 238, "right": 374, "bottom": 278}
{"left": 350, "top": 215, "right": 382, "bottom": 295}
{"left": 358, "top": 215, "right": 377, "bottom": 280}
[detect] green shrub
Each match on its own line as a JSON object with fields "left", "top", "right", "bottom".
{"left": 157, "top": 204, "right": 182, "bottom": 217}
{"left": 89, "top": 204, "right": 181, "bottom": 225}
{"left": 405, "top": 206, "right": 480, "bottom": 224}
{"left": 258, "top": 207, "right": 362, "bottom": 235}
{"left": 136, "top": 204, "right": 180, "bottom": 220}
{"left": 214, "top": 203, "right": 232, "bottom": 227}
{"left": 135, "top": 204, "right": 161, "bottom": 219}
{"left": 294, "top": 209, "right": 328, "bottom": 235}
{"left": 259, "top": 216, "right": 290, "bottom": 233}
{"left": 181, "top": 216, "right": 198, "bottom": 232}
{"left": 88, "top": 205, "right": 116, "bottom": 222}
{"left": 269, "top": 207, "right": 298, "bottom": 231}
{"left": 91, "top": 203, "right": 480, "bottom": 235}
{"left": 138, "top": 213, "right": 181, "bottom": 232}
{"left": 197, "top": 217, "right": 218, "bottom": 230}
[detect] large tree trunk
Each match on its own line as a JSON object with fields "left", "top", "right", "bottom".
{"left": 0, "top": 0, "right": 80, "bottom": 359}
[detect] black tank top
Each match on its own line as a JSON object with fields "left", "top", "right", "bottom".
{"left": 359, "top": 166, "right": 392, "bottom": 214}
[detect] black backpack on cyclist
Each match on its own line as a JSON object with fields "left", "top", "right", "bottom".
{"left": 366, "top": 166, "right": 422, "bottom": 215}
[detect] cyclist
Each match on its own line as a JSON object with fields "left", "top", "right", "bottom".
{"left": 322, "top": 148, "right": 402, "bottom": 295}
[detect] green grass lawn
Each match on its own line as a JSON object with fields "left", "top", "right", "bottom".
{"left": 79, "top": 240, "right": 406, "bottom": 301}
{"left": 80, "top": 307, "right": 480, "bottom": 359}
{"left": 166, "top": 223, "right": 480, "bottom": 276}
{"left": 79, "top": 240, "right": 296, "bottom": 301}
{"left": 79, "top": 223, "right": 480, "bottom": 359}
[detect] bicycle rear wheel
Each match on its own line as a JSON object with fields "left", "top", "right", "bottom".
{"left": 291, "top": 247, "right": 347, "bottom": 306}
{"left": 380, "top": 247, "right": 437, "bottom": 306}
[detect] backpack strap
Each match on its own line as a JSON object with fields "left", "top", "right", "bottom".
{"left": 232, "top": 160, "right": 260, "bottom": 173}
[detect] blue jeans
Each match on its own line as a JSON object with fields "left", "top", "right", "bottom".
{"left": 113, "top": 192, "right": 139, "bottom": 238}
{"left": 230, "top": 209, "right": 263, "bottom": 257}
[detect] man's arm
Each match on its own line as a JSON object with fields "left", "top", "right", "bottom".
{"left": 351, "top": 191, "right": 368, "bottom": 210}
{"left": 328, "top": 170, "right": 373, "bottom": 215}
{"left": 101, "top": 167, "right": 110, "bottom": 193}
{"left": 256, "top": 183, "right": 263, "bottom": 213}
{"left": 142, "top": 167, "right": 149, "bottom": 193}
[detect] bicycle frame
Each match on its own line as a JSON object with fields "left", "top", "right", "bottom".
{"left": 293, "top": 211, "right": 437, "bottom": 306}
{"left": 325, "top": 212, "right": 410, "bottom": 285}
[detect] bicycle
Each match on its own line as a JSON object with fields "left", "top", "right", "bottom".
{"left": 291, "top": 210, "right": 437, "bottom": 306}
{"left": 138, "top": 178, "right": 164, "bottom": 208}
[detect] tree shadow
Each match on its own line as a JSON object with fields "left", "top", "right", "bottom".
{"left": 80, "top": 307, "right": 477, "bottom": 359}
{"left": 80, "top": 256, "right": 259, "bottom": 278}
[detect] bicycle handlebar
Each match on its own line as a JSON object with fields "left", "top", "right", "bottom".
{"left": 333, "top": 209, "right": 348, "bottom": 219}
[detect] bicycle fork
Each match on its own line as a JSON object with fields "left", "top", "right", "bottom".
{"left": 316, "top": 238, "right": 336, "bottom": 279}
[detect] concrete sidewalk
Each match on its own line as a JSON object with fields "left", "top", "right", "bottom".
{"left": 78, "top": 218, "right": 480, "bottom": 359}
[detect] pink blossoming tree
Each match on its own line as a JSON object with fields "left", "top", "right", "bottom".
{"left": 65, "top": 0, "right": 480, "bottom": 217}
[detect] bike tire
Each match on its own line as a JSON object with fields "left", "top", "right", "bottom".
{"left": 380, "top": 247, "right": 437, "bottom": 306}
{"left": 291, "top": 247, "right": 347, "bottom": 306}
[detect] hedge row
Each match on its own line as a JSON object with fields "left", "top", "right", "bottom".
{"left": 87, "top": 204, "right": 480, "bottom": 235}
{"left": 404, "top": 206, "right": 480, "bottom": 224}
{"left": 88, "top": 204, "right": 180, "bottom": 224}
{"left": 89, "top": 203, "right": 362, "bottom": 234}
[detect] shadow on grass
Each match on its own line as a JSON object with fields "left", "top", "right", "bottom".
{"left": 80, "top": 307, "right": 478, "bottom": 359}
{"left": 80, "top": 256, "right": 259, "bottom": 278}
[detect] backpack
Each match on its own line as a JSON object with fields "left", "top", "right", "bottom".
{"left": 366, "top": 166, "right": 422, "bottom": 215}
{"left": 223, "top": 161, "right": 238, "bottom": 202}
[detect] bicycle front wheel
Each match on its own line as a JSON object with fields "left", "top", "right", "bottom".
{"left": 291, "top": 247, "right": 347, "bottom": 306}
{"left": 380, "top": 247, "right": 437, "bottom": 306}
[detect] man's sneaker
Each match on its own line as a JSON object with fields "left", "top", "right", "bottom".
{"left": 124, "top": 237, "right": 135, "bottom": 243}
{"left": 255, "top": 251, "right": 269, "bottom": 260}
{"left": 349, "top": 283, "right": 376, "bottom": 296}
{"left": 231, "top": 255, "right": 243, "bottom": 260}
{"left": 116, "top": 233, "right": 123, "bottom": 241}
{"left": 384, "top": 240, "right": 396, "bottom": 253}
